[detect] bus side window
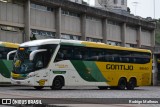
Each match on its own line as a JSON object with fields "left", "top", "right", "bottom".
{"left": 134, "top": 57, "right": 141, "bottom": 63}
{"left": 63, "top": 49, "right": 72, "bottom": 60}
{"left": 73, "top": 46, "right": 85, "bottom": 60}
{"left": 114, "top": 56, "right": 121, "bottom": 62}
{"left": 55, "top": 45, "right": 73, "bottom": 62}
{"left": 0, "top": 47, "right": 6, "bottom": 59}
{"left": 105, "top": 55, "right": 114, "bottom": 62}
{"left": 34, "top": 52, "right": 44, "bottom": 69}
{"left": 0, "top": 47, "right": 16, "bottom": 60}
{"left": 88, "top": 48, "right": 103, "bottom": 61}
{"left": 55, "top": 49, "right": 64, "bottom": 62}
{"left": 75, "top": 52, "right": 82, "bottom": 60}
{"left": 143, "top": 58, "right": 150, "bottom": 63}
{"left": 9, "top": 53, "right": 16, "bottom": 60}
{"left": 121, "top": 57, "right": 129, "bottom": 63}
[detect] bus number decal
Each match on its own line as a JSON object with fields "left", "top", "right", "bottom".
{"left": 139, "top": 67, "right": 149, "bottom": 70}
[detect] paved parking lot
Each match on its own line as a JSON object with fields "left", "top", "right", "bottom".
{"left": 0, "top": 86, "right": 160, "bottom": 107}
{"left": 0, "top": 86, "right": 160, "bottom": 98}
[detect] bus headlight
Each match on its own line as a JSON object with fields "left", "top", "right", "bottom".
{"left": 26, "top": 73, "right": 37, "bottom": 78}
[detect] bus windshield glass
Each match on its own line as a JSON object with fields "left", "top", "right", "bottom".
{"left": 13, "top": 44, "right": 57, "bottom": 74}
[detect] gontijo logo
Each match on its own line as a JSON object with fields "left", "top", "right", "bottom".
{"left": 106, "top": 64, "right": 133, "bottom": 70}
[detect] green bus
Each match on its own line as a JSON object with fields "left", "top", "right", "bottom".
{"left": 0, "top": 42, "right": 19, "bottom": 84}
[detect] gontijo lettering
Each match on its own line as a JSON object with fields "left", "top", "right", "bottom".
{"left": 106, "top": 64, "right": 133, "bottom": 70}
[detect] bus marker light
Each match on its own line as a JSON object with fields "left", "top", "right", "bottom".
{"left": 19, "top": 48, "right": 25, "bottom": 51}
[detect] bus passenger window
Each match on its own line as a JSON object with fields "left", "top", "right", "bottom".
{"left": 55, "top": 51, "right": 64, "bottom": 62}
{"left": 63, "top": 50, "right": 70, "bottom": 60}
{"left": 114, "top": 56, "right": 121, "bottom": 62}
{"left": 34, "top": 53, "right": 44, "bottom": 69}
{"left": 121, "top": 57, "right": 129, "bottom": 63}
{"left": 143, "top": 58, "right": 150, "bottom": 63}
{"left": 105, "top": 55, "right": 114, "bottom": 62}
{"left": 75, "top": 52, "right": 82, "bottom": 60}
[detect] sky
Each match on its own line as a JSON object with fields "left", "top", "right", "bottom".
{"left": 84, "top": 0, "right": 160, "bottom": 19}
{"left": 128, "top": 0, "right": 160, "bottom": 19}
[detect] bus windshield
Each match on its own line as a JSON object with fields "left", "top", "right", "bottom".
{"left": 0, "top": 46, "right": 19, "bottom": 79}
{"left": 13, "top": 45, "right": 57, "bottom": 74}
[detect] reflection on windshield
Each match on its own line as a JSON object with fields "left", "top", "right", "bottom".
{"left": 13, "top": 44, "right": 57, "bottom": 74}
{"left": 13, "top": 46, "right": 39, "bottom": 74}
{"left": 18, "top": 47, "right": 39, "bottom": 60}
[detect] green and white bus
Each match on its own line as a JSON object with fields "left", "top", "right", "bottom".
{"left": 0, "top": 42, "right": 19, "bottom": 84}
{"left": 9, "top": 39, "right": 152, "bottom": 90}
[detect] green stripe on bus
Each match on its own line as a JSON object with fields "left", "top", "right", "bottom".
{"left": 70, "top": 60, "right": 108, "bottom": 82}
{"left": 53, "top": 71, "right": 66, "bottom": 74}
{"left": 0, "top": 60, "right": 13, "bottom": 78}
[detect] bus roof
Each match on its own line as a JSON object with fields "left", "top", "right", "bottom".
{"left": 0, "top": 41, "right": 19, "bottom": 48}
{"left": 20, "top": 39, "right": 151, "bottom": 53}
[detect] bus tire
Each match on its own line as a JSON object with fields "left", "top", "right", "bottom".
{"left": 118, "top": 78, "right": 127, "bottom": 90}
{"left": 98, "top": 86, "right": 108, "bottom": 90}
{"left": 34, "top": 86, "right": 44, "bottom": 90}
{"left": 51, "top": 76, "right": 64, "bottom": 90}
{"left": 127, "top": 78, "right": 136, "bottom": 90}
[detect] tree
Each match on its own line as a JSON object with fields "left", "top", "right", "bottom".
{"left": 155, "top": 19, "right": 160, "bottom": 44}
{"left": 82, "top": 1, "right": 89, "bottom": 5}
{"left": 30, "top": 34, "right": 37, "bottom": 41}
{"left": 127, "top": 7, "right": 131, "bottom": 13}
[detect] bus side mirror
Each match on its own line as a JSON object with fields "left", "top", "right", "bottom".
{"left": 7, "top": 50, "right": 17, "bottom": 60}
{"left": 29, "top": 49, "right": 47, "bottom": 61}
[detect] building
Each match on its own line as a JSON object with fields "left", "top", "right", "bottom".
{"left": 0, "top": 0, "right": 156, "bottom": 50}
{"left": 0, "top": 0, "right": 158, "bottom": 85}
{"left": 95, "top": 0, "right": 127, "bottom": 11}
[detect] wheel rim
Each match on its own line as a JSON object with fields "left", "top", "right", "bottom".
{"left": 54, "top": 79, "right": 62, "bottom": 89}
{"left": 55, "top": 80, "right": 60, "bottom": 87}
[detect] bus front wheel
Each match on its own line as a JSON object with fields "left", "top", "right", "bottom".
{"left": 118, "top": 78, "right": 127, "bottom": 90}
{"left": 51, "top": 76, "right": 64, "bottom": 90}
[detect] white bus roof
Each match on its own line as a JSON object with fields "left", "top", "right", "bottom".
{"left": 20, "top": 39, "right": 151, "bottom": 53}
{"left": 20, "top": 39, "right": 81, "bottom": 47}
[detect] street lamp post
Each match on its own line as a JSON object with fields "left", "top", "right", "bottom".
{"left": 133, "top": 2, "right": 138, "bottom": 15}
{"left": 154, "top": 0, "right": 155, "bottom": 18}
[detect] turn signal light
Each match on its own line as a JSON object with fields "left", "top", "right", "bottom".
{"left": 19, "top": 48, "right": 25, "bottom": 51}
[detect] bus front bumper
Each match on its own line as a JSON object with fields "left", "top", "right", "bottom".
{"left": 11, "top": 78, "right": 34, "bottom": 86}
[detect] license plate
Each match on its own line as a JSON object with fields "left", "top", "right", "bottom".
{"left": 16, "top": 81, "right": 21, "bottom": 84}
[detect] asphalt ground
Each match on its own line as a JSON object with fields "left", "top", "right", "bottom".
{"left": 0, "top": 86, "right": 160, "bottom": 107}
